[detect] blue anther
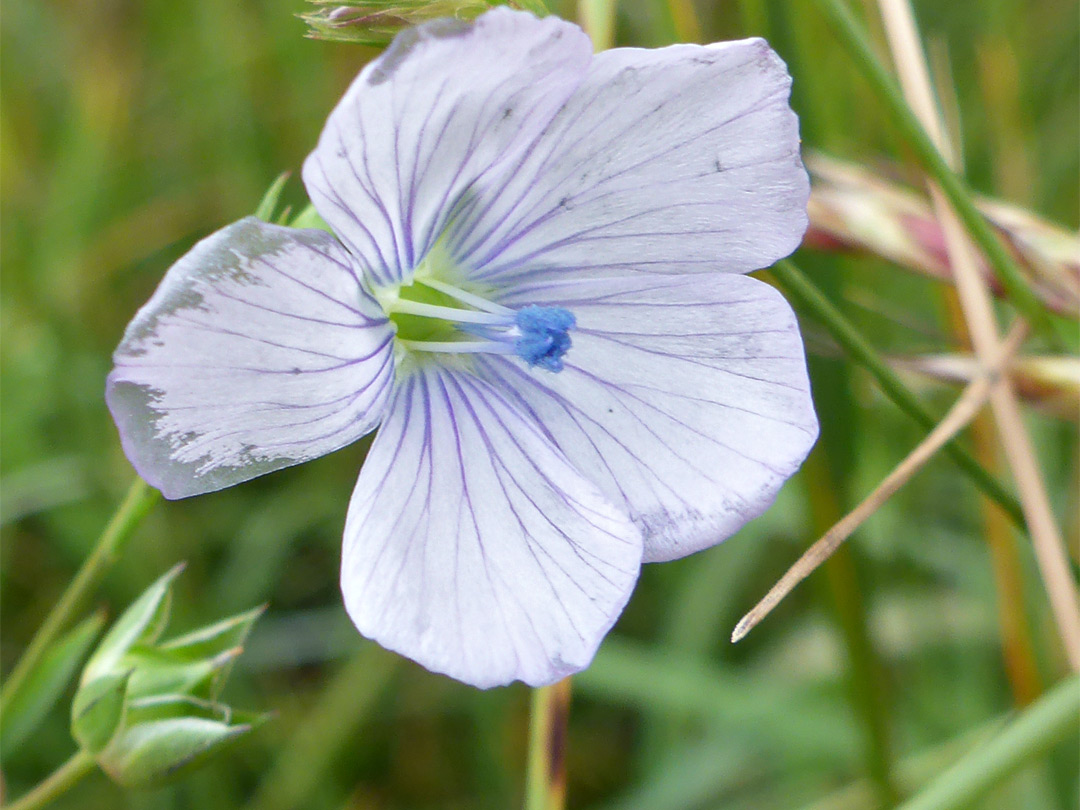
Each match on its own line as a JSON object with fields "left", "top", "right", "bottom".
{"left": 514, "top": 306, "right": 576, "bottom": 372}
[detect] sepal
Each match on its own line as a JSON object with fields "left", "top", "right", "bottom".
{"left": 96, "top": 715, "right": 259, "bottom": 789}
{"left": 157, "top": 605, "right": 264, "bottom": 662}
{"left": 81, "top": 563, "right": 184, "bottom": 684}
{"left": 71, "top": 670, "right": 132, "bottom": 753}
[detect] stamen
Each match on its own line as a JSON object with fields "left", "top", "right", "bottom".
{"left": 384, "top": 275, "right": 576, "bottom": 372}
{"left": 388, "top": 298, "right": 511, "bottom": 326}
{"left": 514, "top": 306, "right": 576, "bottom": 372}
{"left": 398, "top": 339, "right": 517, "bottom": 355}
{"left": 419, "top": 278, "right": 513, "bottom": 316}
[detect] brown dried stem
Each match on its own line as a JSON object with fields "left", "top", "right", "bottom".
{"left": 877, "top": 0, "right": 1080, "bottom": 671}
{"left": 732, "top": 323, "right": 1028, "bottom": 643}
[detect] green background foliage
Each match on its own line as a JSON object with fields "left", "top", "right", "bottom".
{"left": 2, "top": 0, "right": 1077, "bottom": 808}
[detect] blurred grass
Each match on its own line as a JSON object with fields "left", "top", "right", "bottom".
{"left": 1, "top": 0, "right": 1077, "bottom": 808}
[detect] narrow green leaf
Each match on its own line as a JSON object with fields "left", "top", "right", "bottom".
{"left": 158, "top": 606, "right": 263, "bottom": 699}
{"left": 0, "top": 613, "right": 105, "bottom": 756}
{"left": 770, "top": 259, "right": 1025, "bottom": 527}
{"left": 301, "top": 1, "right": 501, "bottom": 44}
{"left": 0, "top": 479, "right": 160, "bottom": 719}
{"left": 896, "top": 675, "right": 1080, "bottom": 810}
{"left": 254, "top": 173, "right": 291, "bottom": 222}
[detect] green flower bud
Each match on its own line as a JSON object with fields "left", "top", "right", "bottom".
{"left": 96, "top": 715, "right": 259, "bottom": 789}
{"left": 69, "top": 565, "right": 267, "bottom": 789}
{"left": 300, "top": 1, "right": 500, "bottom": 45}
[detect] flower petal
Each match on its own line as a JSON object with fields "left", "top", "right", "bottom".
{"left": 301, "top": 8, "right": 592, "bottom": 287}
{"left": 453, "top": 38, "right": 808, "bottom": 285}
{"left": 107, "top": 217, "right": 395, "bottom": 499}
{"left": 485, "top": 274, "right": 818, "bottom": 563}
{"left": 340, "top": 363, "right": 642, "bottom": 688}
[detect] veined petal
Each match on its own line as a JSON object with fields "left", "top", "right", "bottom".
{"left": 107, "top": 217, "right": 395, "bottom": 499}
{"left": 341, "top": 363, "right": 642, "bottom": 688}
{"left": 453, "top": 38, "right": 809, "bottom": 285}
{"left": 302, "top": 8, "right": 592, "bottom": 287}
{"left": 485, "top": 274, "right": 818, "bottom": 563}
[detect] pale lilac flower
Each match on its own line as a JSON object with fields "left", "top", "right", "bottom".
{"left": 107, "top": 9, "right": 817, "bottom": 688}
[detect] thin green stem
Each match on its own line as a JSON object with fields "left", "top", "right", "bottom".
{"left": 524, "top": 678, "right": 572, "bottom": 810}
{"left": 1, "top": 478, "right": 160, "bottom": 714}
{"left": 811, "top": 0, "right": 1063, "bottom": 346}
{"left": 896, "top": 675, "right": 1080, "bottom": 810}
{"left": 577, "top": 0, "right": 617, "bottom": 50}
{"left": 770, "top": 259, "right": 1025, "bottom": 528}
{"left": 6, "top": 749, "right": 96, "bottom": 810}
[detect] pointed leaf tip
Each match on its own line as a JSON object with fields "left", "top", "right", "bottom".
{"left": 82, "top": 563, "right": 186, "bottom": 684}
{"left": 254, "top": 172, "right": 291, "bottom": 223}
{"left": 158, "top": 604, "right": 265, "bottom": 661}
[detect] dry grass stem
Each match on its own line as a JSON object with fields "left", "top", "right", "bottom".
{"left": 731, "top": 323, "right": 1028, "bottom": 644}
{"left": 804, "top": 155, "right": 1080, "bottom": 317}
{"left": 895, "top": 353, "right": 1080, "bottom": 421}
{"left": 878, "top": 0, "right": 1080, "bottom": 671}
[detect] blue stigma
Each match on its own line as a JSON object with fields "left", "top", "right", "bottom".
{"left": 514, "top": 306, "right": 576, "bottom": 372}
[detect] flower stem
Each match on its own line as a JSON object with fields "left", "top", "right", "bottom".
{"left": 769, "top": 259, "right": 1024, "bottom": 528}
{"left": 0, "top": 478, "right": 159, "bottom": 715}
{"left": 524, "top": 678, "right": 572, "bottom": 810}
{"left": 578, "top": 0, "right": 616, "bottom": 51}
{"left": 6, "top": 749, "right": 96, "bottom": 810}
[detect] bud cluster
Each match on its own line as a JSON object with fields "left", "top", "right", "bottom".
{"left": 70, "top": 565, "right": 266, "bottom": 788}
{"left": 300, "top": 1, "right": 550, "bottom": 44}
{"left": 301, "top": 1, "right": 496, "bottom": 44}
